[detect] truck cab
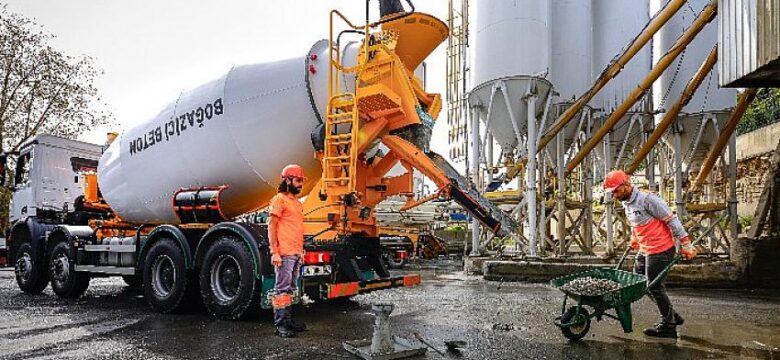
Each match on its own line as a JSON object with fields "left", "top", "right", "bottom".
{"left": 7, "top": 134, "right": 102, "bottom": 224}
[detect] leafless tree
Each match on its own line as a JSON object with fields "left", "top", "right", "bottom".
{"left": 0, "top": 5, "right": 112, "bottom": 154}
{"left": 0, "top": 5, "right": 113, "bottom": 230}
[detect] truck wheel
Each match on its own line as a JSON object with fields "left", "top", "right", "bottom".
{"left": 199, "top": 236, "right": 261, "bottom": 320}
{"left": 49, "top": 242, "right": 90, "bottom": 298}
{"left": 384, "top": 254, "right": 407, "bottom": 269}
{"left": 143, "top": 239, "right": 190, "bottom": 313}
{"left": 14, "top": 242, "right": 49, "bottom": 293}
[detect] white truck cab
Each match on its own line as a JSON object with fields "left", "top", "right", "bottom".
{"left": 7, "top": 134, "right": 103, "bottom": 223}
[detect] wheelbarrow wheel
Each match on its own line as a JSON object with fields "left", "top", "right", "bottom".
{"left": 561, "top": 306, "right": 591, "bottom": 341}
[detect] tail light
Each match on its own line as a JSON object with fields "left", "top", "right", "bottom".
{"left": 396, "top": 250, "right": 408, "bottom": 259}
{"left": 303, "top": 251, "right": 332, "bottom": 265}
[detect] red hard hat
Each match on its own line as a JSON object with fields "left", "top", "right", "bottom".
{"left": 281, "top": 164, "right": 306, "bottom": 179}
{"left": 604, "top": 170, "right": 630, "bottom": 192}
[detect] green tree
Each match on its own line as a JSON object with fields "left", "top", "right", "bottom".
{"left": 738, "top": 88, "right": 780, "bottom": 135}
{"left": 0, "top": 5, "right": 112, "bottom": 231}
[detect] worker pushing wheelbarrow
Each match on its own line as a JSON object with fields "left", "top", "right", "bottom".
{"left": 551, "top": 170, "right": 699, "bottom": 341}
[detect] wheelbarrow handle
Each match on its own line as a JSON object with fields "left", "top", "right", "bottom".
{"left": 646, "top": 226, "right": 712, "bottom": 291}
{"left": 615, "top": 246, "right": 633, "bottom": 270}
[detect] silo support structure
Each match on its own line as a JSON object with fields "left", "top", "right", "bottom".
{"left": 470, "top": 106, "right": 482, "bottom": 257}
{"left": 604, "top": 132, "right": 615, "bottom": 255}
{"left": 526, "top": 94, "right": 539, "bottom": 258}
{"left": 567, "top": 0, "right": 719, "bottom": 173}
{"left": 556, "top": 132, "right": 566, "bottom": 256}
{"left": 691, "top": 88, "right": 758, "bottom": 192}
{"left": 627, "top": 46, "right": 719, "bottom": 174}
{"left": 537, "top": 0, "right": 690, "bottom": 153}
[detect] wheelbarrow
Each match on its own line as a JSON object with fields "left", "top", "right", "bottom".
{"left": 550, "top": 237, "right": 701, "bottom": 341}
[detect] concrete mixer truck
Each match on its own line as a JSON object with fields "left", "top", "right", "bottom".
{"left": 3, "top": 1, "right": 518, "bottom": 320}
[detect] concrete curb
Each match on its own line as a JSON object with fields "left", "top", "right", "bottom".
{"left": 481, "top": 260, "right": 743, "bottom": 288}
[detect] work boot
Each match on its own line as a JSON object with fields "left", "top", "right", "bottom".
{"left": 275, "top": 324, "right": 296, "bottom": 338}
{"left": 643, "top": 323, "right": 678, "bottom": 338}
{"left": 654, "top": 313, "right": 685, "bottom": 327}
{"left": 289, "top": 316, "right": 307, "bottom": 332}
{"left": 274, "top": 308, "right": 296, "bottom": 338}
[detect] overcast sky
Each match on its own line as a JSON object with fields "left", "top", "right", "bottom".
{"left": 3, "top": 0, "right": 451, "bottom": 158}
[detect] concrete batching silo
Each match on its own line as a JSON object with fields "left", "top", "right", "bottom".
{"left": 548, "top": 0, "right": 594, "bottom": 255}
{"left": 468, "top": 0, "right": 554, "bottom": 256}
{"left": 653, "top": 0, "right": 737, "bottom": 252}
{"left": 550, "top": 0, "right": 594, "bottom": 153}
{"left": 654, "top": 0, "right": 736, "bottom": 174}
{"left": 592, "top": 0, "right": 654, "bottom": 168}
{"left": 590, "top": 0, "right": 653, "bottom": 254}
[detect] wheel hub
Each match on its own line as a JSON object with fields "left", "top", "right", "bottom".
{"left": 210, "top": 254, "right": 241, "bottom": 304}
{"left": 151, "top": 255, "right": 176, "bottom": 298}
{"left": 50, "top": 253, "right": 70, "bottom": 283}
{"left": 15, "top": 253, "right": 33, "bottom": 283}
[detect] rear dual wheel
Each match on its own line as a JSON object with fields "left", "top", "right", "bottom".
{"left": 199, "top": 236, "right": 261, "bottom": 320}
{"left": 143, "top": 239, "right": 199, "bottom": 313}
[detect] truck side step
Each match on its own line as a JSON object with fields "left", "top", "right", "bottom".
{"left": 74, "top": 265, "right": 135, "bottom": 275}
{"left": 83, "top": 244, "right": 136, "bottom": 253}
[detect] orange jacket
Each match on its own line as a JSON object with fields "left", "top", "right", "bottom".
{"left": 268, "top": 192, "right": 304, "bottom": 256}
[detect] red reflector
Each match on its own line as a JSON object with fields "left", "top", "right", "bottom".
{"left": 303, "top": 251, "right": 331, "bottom": 264}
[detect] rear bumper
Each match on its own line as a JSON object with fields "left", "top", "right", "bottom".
{"left": 325, "top": 273, "right": 421, "bottom": 299}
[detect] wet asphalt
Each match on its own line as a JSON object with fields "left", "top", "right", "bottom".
{"left": 0, "top": 265, "right": 778, "bottom": 360}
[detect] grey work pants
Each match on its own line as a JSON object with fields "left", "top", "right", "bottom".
{"left": 274, "top": 255, "right": 301, "bottom": 327}
{"left": 633, "top": 247, "right": 679, "bottom": 326}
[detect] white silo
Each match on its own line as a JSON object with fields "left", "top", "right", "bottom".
{"left": 468, "top": 0, "right": 555, "bottom": 256}
{"left": 591, "top": 0, "right": 653, "bottom": 167}
{"left": 653, "top": 0, "right": 737, "bottom": 172}
{"left": 469, "top": 0, "right": 553, "bottom": 153}
{"left": 550, "top": 0, "right": 594, "bottom": 156}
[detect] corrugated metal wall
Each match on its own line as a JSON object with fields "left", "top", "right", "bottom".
{"left": 719, "top": 0, "right": 780, "bottom": 87}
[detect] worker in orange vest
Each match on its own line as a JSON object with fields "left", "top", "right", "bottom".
{"left": 604, "top": 170, "right": 697, "bottom": 339}
{"left": 269, "top": 164, "right": 308, "bottom": 338}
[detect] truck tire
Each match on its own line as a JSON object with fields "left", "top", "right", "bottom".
{"left": 14, "top": 242, "right": 49, "bottom": 293}
{"left": 49, "top": 241, "right": 90, "bottom": 298}
{"left": 384, "top": 254, "right": 407, "bottom": 269}
{"left": 143, "top": 239, "right": 190, "bottom": 313}
{"left": 199, "top": 236, "right": 261, "bottom": 320}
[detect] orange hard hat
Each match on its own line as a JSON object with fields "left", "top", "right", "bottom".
{"left": 604, "top": 170, "right": 630, "bottom": 192}
{"left": 280, "top": 164, "right": 305, "bottom": 179}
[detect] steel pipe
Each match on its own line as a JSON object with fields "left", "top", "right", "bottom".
{"left": 537, "top": 0, "right": 690, "bottom": 152}
{"left": 567, "top": 0, "right": 719, "bottom": 173}
{"left": 627, "top": 45, "right": 718, "bottom": 174}
{"left": 691, "top": 88, "right": 757, "bottom": 192}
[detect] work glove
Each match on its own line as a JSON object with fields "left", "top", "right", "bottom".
{"left": 271, "top": 254, "right": 282, "bottom": 267}
{"left": 679, "top": 237, "right": 697, "bottom": 260}
{"left": 629, "top": 234, "right": 640, "bottom": 251}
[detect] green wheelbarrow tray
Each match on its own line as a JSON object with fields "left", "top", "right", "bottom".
{"left": 550, "top": 246, "right": 685, "bottom": 340}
